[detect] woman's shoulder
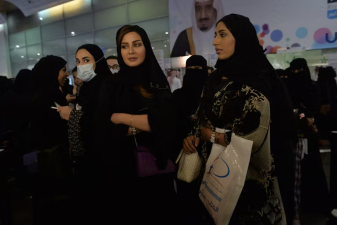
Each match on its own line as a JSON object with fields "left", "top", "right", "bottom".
{"left": 238, "top": 85, "right": 269, "bottom": 104}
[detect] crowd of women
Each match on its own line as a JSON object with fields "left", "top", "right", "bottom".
{"left": 1, "top": 13, "right": 336, "bottom": 225}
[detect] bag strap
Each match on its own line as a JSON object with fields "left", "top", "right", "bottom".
{"left": 252, "top": 126, "right": 270, "bottom": 156}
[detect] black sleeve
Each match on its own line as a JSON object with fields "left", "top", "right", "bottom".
{"left": 170, "top": 30, "right": 191, "bottom": 57}
{"left": 91, "top": 76, "right": 130, "bottom": 178}
{"left": 303, "top": 82, "right": 320, "bottom": 118}
{"left": 148, "top": 89, "right": 177, "bottom": 168}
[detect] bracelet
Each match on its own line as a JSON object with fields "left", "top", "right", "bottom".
{"left": 210, "top": 131, "right": 215, "bottom": 143}
{"left": 132, "top": 127, "right": 137, "bottom": 136}
{"left": 215, "top": 132, "right": 220, "bottom": 144}
{"left": 130, "top": 115, "right": 134, "bottom": 127}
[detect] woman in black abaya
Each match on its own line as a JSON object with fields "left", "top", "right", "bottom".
{"left": 316, "top": 66, "right": 337, "bottom": 140}
{"left": 30, "top": 56, "right": 70, "bottom": 225}
{"left": 56, "top": 44, "right": 110, "bottom": 224}
{"left": 288, "top": 58, "right": 329, "bottom": 215}
{"left": 93, "top": 25, "right": 178, "bottom": 224}
{"left": 173, "top": 55, "right": 208, "bottom": 156}
{"left": 173, "top": 55, "right": 208, "bottom": 224}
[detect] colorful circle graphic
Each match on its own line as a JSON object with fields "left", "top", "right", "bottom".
{"left": 296, "top": 27, "right": 308, "bottom": 39}
{"left": 271, "top": 30, "right": 283, "bottom": 42}
{"left": 314, "top": 28, "right": 331, "bottom": 44}
{"left": 254, "top": 25, "right": 260, "bottom": 34}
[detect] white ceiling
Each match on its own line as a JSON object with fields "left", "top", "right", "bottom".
{"left": 6, "top": 0, "right": 73, "bottom": 16}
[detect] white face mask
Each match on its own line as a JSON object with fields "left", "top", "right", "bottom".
{"left": 77, "top": 57, "right": 104, "bottom": 82}
{"left": 110, "top": 69, "right": 119, "bottom": 74}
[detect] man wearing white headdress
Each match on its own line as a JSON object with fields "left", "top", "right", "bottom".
{"left": 171, "top": 0, "right": 224, "bottom": 57}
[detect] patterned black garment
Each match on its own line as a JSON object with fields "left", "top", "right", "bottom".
{"left": 68, "top": 109, "right": 85, "bottom": 157}
{"left": 191, "top": 80, "right": 283, "bottom": 225}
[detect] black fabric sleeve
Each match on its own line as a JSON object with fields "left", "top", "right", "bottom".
{"left": 148, "top": 89, "right": 177, "bottom": 168}
{"left": 91, "top": 76, "right": 130, "bottom": 179}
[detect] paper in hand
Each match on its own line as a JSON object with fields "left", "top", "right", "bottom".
{"left": 54, "top": 102, "right": 62, "bottom": 119}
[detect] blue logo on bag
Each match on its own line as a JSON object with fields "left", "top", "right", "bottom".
{"left": 209, "top": 157, "right": 230, "bottom": 178}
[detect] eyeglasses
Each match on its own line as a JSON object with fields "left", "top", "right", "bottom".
{"left": 108, "top": 64, "right": 120, "bottom": 69}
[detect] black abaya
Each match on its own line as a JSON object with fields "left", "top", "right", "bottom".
{"left": 91, "top": 25, "right": 178, "bottom": 224}
{"left": 92, "top": 75, "right": 177, "bottom": 224}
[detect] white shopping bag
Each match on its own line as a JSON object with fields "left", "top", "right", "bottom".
{"left": 199, "top": 133, "right": 253, "bottom": 225}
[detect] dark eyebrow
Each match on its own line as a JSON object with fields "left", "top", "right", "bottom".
{"left": 218, "top": 29, "right": 227, "bottom": 32}
{"left": 82, "top": 56, "right": 90, "bottom": 60}
{"left": 121, "top": 40, "right": 142, "bottom": 45}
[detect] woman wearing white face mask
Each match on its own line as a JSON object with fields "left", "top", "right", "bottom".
{"left": 57, "top": 45, "right": 110, "bottom": 221}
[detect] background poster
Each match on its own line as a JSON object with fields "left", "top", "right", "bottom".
{"left": 170, "top": 0, "right": 337, "bottom": 57}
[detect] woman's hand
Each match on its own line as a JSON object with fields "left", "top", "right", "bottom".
{"left": 201, "top": 126, "right": 213, "bottom": 141}
{"left": 183, "top": 136, "right": 200, "bottom": 155}
{"left": 111, "top": 113, "right": 124, "bottom": 124}
{"left": 66, "top": 94, "right": 76, "bottom": 103}
{"left": 57, "top": 106, "right": 73, "bottom": 121}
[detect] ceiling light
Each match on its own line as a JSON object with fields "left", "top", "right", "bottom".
{"left": 165, "top": 32, "right": 168, "bottom": 34}
{"left": 37, "top": 53, "right": 40, "bottom": 56}
{"left": 164, "top": 45, "right": 167, "bottom": 47}
{"left": 39, "top": 17, "right": 43, "bottom": 20}
{"left": 21, "top": 56, "right": 24, "bottom": 58}
{"left": 152, "top": 47, "right": 154, "bottom": 49}
{"left": 16, "top": 45, "right": 19, "bottom": 48}
{"left": 71, "top": 31, "right": 75, "bottom": 35}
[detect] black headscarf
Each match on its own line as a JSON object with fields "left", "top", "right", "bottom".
{"left": 179, "top": 55, "right": 208, "bottom": 116}
{"left": 0, "top": 76, "right": 13, "bottom": 98}
{"left": 276, "top": 69, "right": 288, "bottom": 79}
{"left": 116, "top": 25, "right": 170, "bottom": 90}
{"left": 198, "top": 14, "right": 295, "bottom": 137}
{"left": 289, "top": 58, "right": 312, "bottom": 83}
{"left": 76, "top": 44, "right": 110, "bottom": 112}
{"left": 32, "top": 55, "right": 67, "bottom": 106}
{"left": 287, "top": 58, "right": 320, "bottom": 117}
{"left": 114, "top": 25, "right": 173, "bottom": 169}
{"left": 14, "top": 69, "right": 33, "bottom": 95}
{"left": 318, "top": 66, "right": 337, "bottom": 106}
{"left": 214, "top": 14, "right": 272, "bottom": 96}
{"left": 31, "top": 56, "right": 68, "bottom": 149}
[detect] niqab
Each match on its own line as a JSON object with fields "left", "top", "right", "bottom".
{"left": 178, "top": 55, "right": 208, "bottom": 117}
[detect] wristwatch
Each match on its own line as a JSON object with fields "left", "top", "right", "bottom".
{"left": 210, "top": 131, "right": 215, "bottom": 143}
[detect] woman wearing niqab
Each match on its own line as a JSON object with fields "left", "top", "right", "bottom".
{"left": 184, "top": 14, "right": 294, "bottom": 224}
{"left": 92, "top": 25, "right": 178, "bottom": 224}
{"left": 287, "top": 58, "right": 329, "bottom": 215}
{"left": 172, "top": 55, "right": 208, "bottom": 224}
{"left": 316, "top": 66, "right": 337, "bottom": 139}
